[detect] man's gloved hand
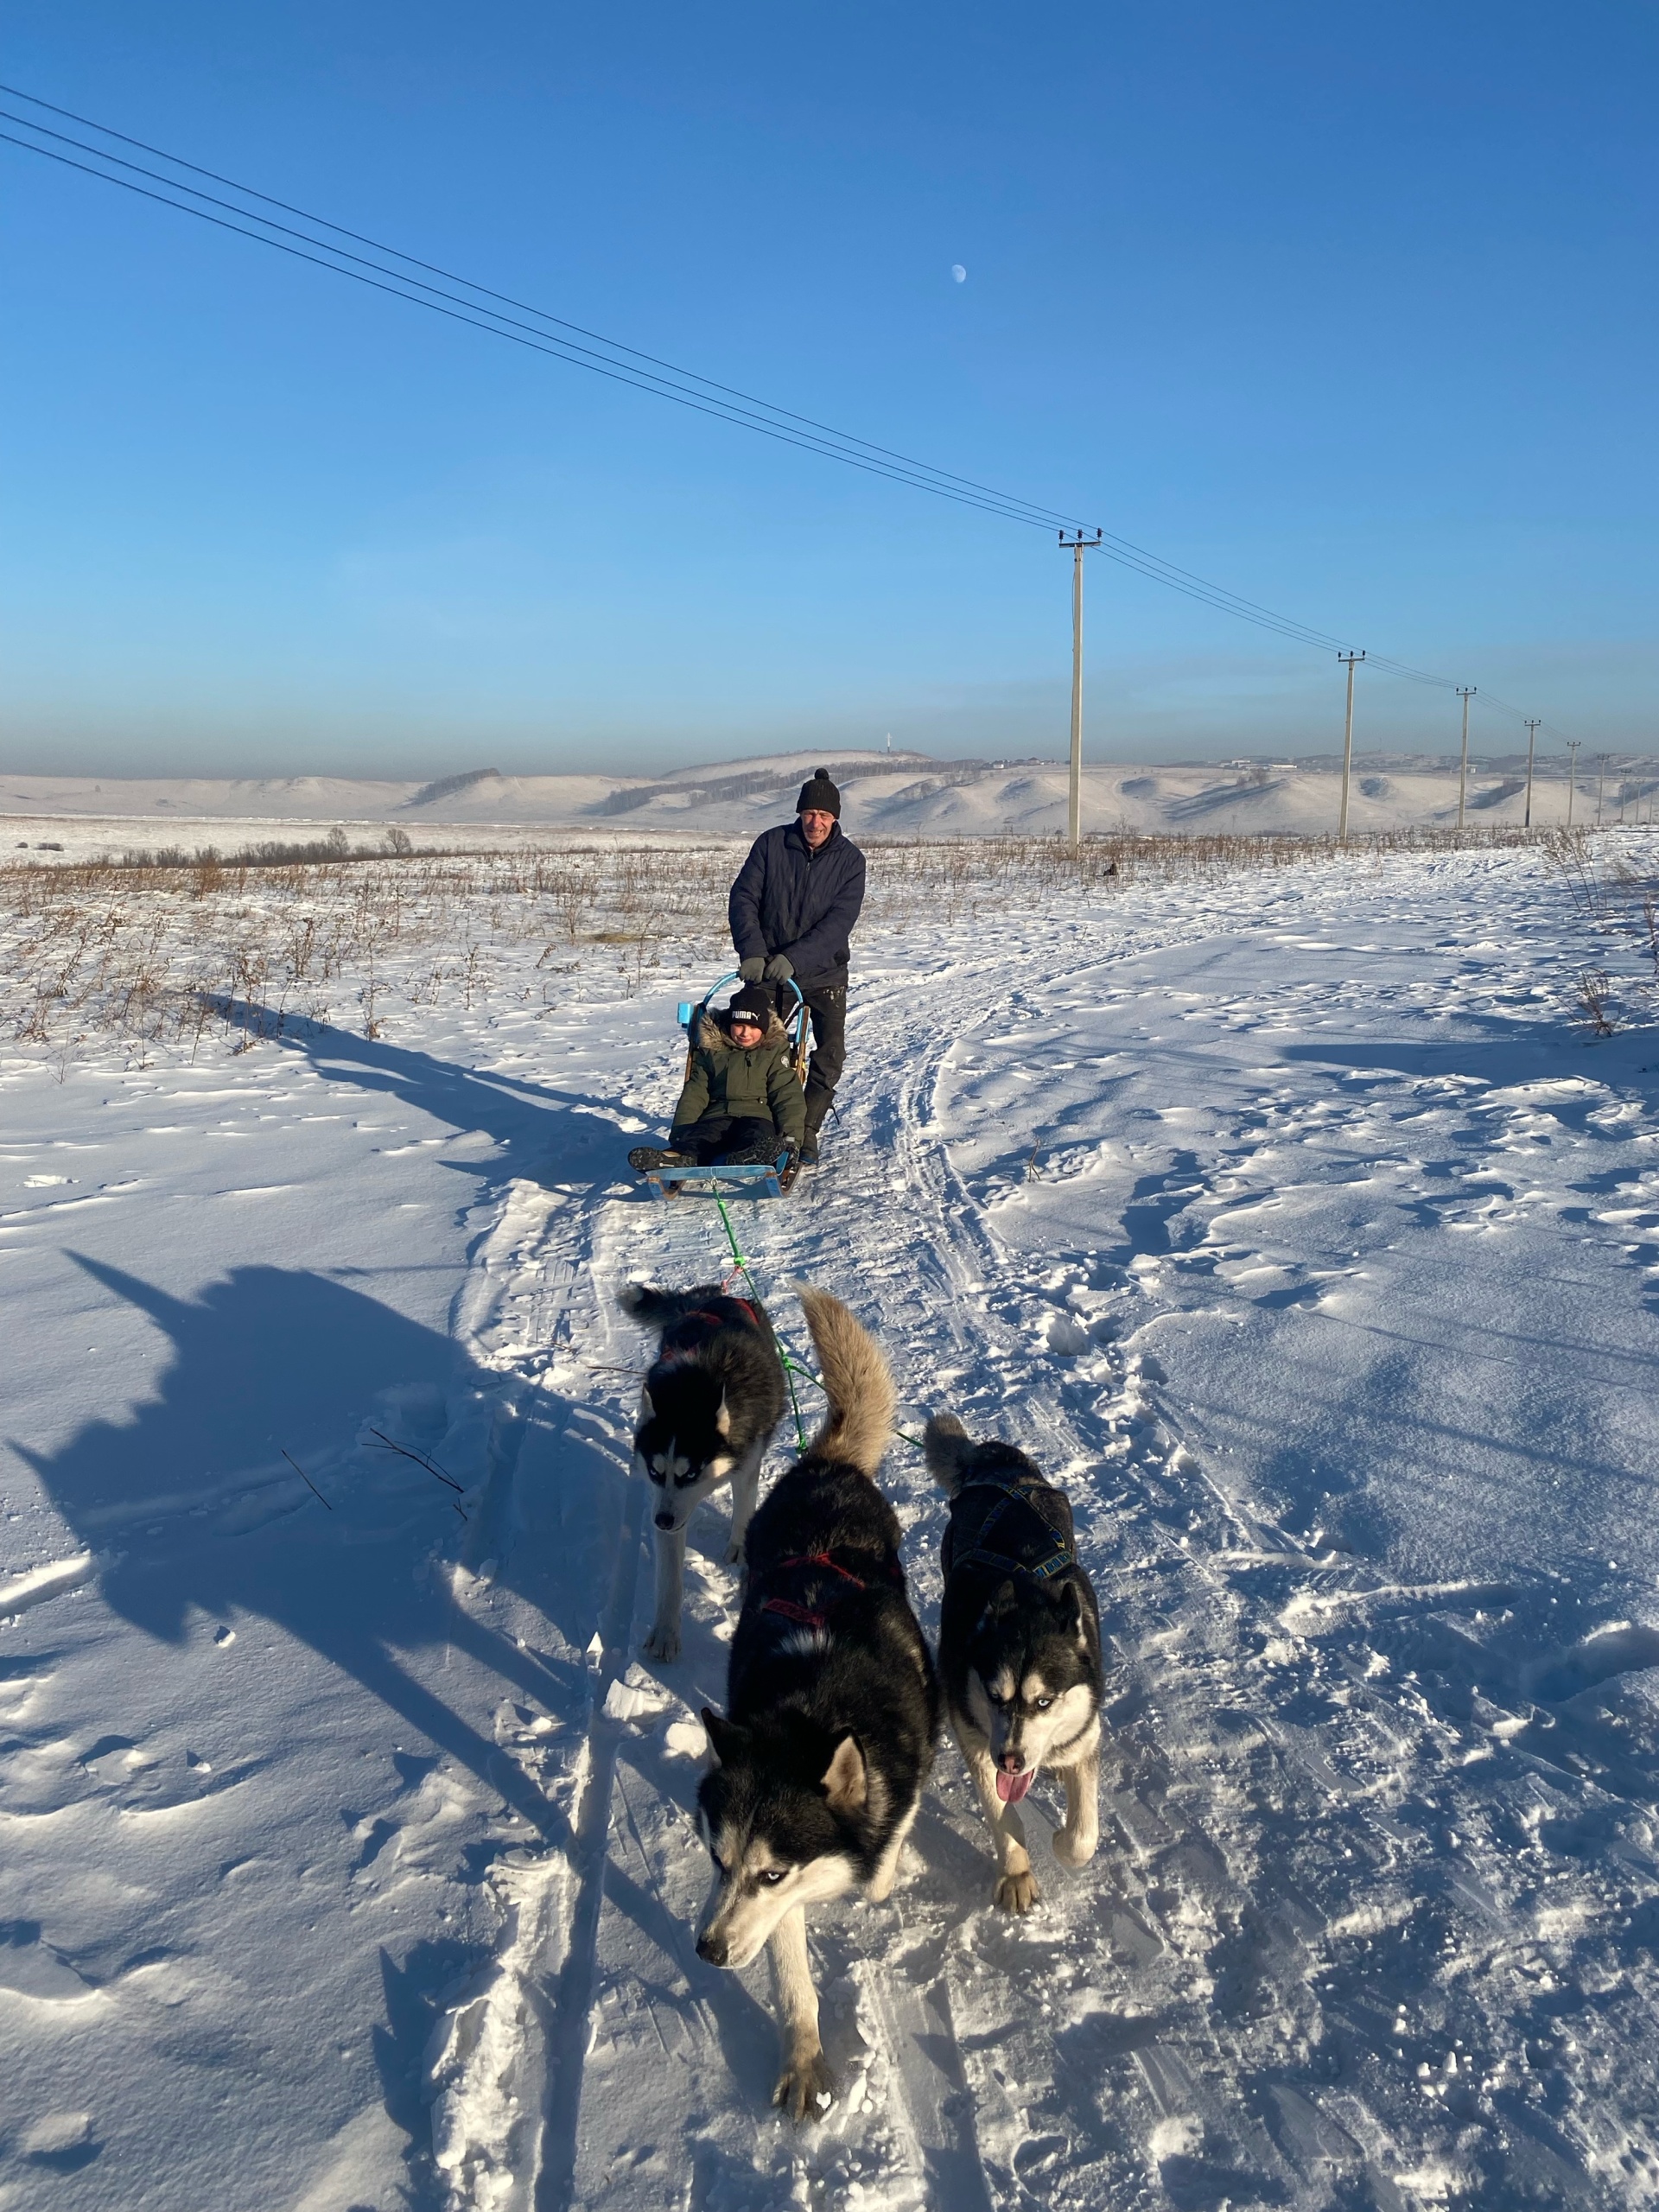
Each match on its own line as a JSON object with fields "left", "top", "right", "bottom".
{"left": 737, "top": 957, "right": 766, "bottom": 982}
{"left": 763, "top": 954, "right": 794, "bottom": 982}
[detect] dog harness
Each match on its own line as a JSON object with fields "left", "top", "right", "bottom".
{"left": 756, "top": 1548, "right": 905, "bottom": 1633}
{"left": 944, "top": 1473, "right": 1077, "bottom": 1586}
{"left": 656, "top": 1296, "right": 762, "bottom": 1367}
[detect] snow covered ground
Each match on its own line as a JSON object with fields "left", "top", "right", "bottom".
{"left": 3, "top": 831, "right": 1659, "bottom": 2209}
{"left": 5, "top": 742, "right": 1654, "bottom": 849}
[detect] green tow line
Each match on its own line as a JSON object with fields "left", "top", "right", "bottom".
{"left": 711, "top": 1192, "right": 922, "bottom": 1454}
{"left": 714, "top": 1192, "right": 807, "bottom": 1449}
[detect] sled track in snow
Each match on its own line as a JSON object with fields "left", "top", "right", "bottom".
{"left": 427, "top": 1177, "right": 659, "bottom": 2212}
{"left": 427, "top": 927, "right": 1298, "bottom": 2210}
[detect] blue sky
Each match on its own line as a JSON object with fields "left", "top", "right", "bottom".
{"left": 3, "top": 3, "right": 1655, "bottom": 776}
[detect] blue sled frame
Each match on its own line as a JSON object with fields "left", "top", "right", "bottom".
{"left": 639, "top": 1149, "right": 794, "bottom": 1202}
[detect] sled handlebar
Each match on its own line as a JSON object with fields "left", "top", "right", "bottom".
{"left": 678, "top": 973, "right": 806, "bottom": 1033}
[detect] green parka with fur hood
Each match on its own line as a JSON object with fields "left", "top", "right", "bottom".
{"left": 670, "top": 1008, "right": 805, "bottom": 1147}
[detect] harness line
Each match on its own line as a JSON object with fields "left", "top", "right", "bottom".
{"left": 698, "top": 1197, "right": 923, "bottom": 1456}
{"left": 713, "top": 1192, "right": 807, "bottom": 1450}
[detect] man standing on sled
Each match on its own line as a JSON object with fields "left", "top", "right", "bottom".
{"left": 728, "top": 767, "right": 866, "bottom": 1167}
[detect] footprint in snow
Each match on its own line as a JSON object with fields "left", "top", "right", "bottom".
{"left": 19, "top": 2110, "right": 100, "bottom": 2171}
{"left": 0, "top": 1924, "right": 102, "bottom": 2005}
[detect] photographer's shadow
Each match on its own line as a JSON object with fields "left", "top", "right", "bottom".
{"left": 15, "top": 1252, "right": 629, "bottom": 1843}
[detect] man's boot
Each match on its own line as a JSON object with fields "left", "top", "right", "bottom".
{"left": 798, "top": 1101, "right": 829, "bottom": 1166}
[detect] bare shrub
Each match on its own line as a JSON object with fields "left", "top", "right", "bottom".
{"left": 1577, "top": 969, "right": 1618, "bottom": 1037}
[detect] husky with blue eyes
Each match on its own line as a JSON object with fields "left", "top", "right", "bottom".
{"left": 925, "top": 1414, "right": 1104, "bottom": 1914}
{"left": 695, "top": 1287, "right": 937, "bottom": 2122}
{"left": 618, "top": 1281, "right": 787, "bottom": 1663}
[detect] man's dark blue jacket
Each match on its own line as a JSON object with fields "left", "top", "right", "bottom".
{"left": 728, "top": 820, "right": 867, "bottom": 988}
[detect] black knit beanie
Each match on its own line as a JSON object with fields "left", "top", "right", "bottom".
{"left": 728, "top": 983, "right": 772, "bottom": 1029}
{"left": 796, "top": 767, "right": 841, "bottom": 819}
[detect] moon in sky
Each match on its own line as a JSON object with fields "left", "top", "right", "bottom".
{"left": 950, "top": 264, "right": 967, "bottom": 283}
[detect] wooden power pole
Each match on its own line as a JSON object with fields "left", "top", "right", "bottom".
{"left": 1522, "top": 720, "right": 1541, "bottom": 828}
{"left": 1059, "top": 531, "right": 1102, "bottom": 849}
{"left": 1456, "top": 687, "right": 1476, "bottom": 832}
{"left": 1337, "top": 652, "right": 1365, "bottom": 843}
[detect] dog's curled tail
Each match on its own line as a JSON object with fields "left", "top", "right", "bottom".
{"left": 794, "top": 1285, "right": 896, "bottom": 1478}
{"left": 922, "top": 1412, "right": 973, "bottom": 1497}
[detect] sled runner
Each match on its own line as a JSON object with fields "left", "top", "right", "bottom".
{"left": 634, "top": 972, "right": 809, "bottom": 1202}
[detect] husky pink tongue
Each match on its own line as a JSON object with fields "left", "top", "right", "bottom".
{"left": 995, "top": 1769, "right": 1033, "bottom": 1804}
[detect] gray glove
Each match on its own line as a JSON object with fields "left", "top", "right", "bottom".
{"left": 737, "top": 957, "right": 766, "bottom": 982}
{"left": 763, "top": 954, "right": 794, "bottom": 982}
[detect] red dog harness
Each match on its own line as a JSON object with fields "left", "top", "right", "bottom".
{"left": 759, "top": 1548, "right": 905, "bottom": 1632}
{"left": 656, "top": 1296, "right": 762, "bottom": 1370}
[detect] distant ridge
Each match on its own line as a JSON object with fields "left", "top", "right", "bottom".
{"left": 4, "top": 751, "right": 1653, "bottom": 843}
{"left": 592, "top": 753, "right": 1042, "bottom": 817}
{"left": 405, "top": 768, "right": 502, "bottom": 809}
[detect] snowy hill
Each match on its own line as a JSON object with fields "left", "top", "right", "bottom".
{"left": 3, "top": 834, "right": 1659, "bottom": 2206}
{"left": 5, "top": 748, "right": 1656, "bottom": 852}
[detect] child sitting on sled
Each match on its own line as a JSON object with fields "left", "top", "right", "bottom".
{"left": 628, "top": 983, "right": 805, "bottom": 1173}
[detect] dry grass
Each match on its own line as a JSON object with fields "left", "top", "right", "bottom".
{"left": 0, "top": 843, "right": 742, "bottom": 1059}
{"left": 0, "top": 822, "right": 1612, "bottom": 1062}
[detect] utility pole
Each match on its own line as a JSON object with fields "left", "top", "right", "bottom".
{"left": 1567, "top": 740, "right": 1581, "bottom": 826}
{"left": 1059, "top": 530, "right": 1102, "bottom": 849}
{"left": 1456, "top": 687, "right": 1476, "bottom": 832}
{"left": 1596, "top": 752, "right": 1608, "bottom": 826}
{"left": 1337, "top": 652, "right": 1365, "bottom": 843}
{"left": 1522, "top": 720, "right": 1540, "bottom": 828}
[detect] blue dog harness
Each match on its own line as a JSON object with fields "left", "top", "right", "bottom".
{"left": 943, "top": 1473, "right": 1077, "bottom": 1586}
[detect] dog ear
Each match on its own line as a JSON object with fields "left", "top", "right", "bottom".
{"left": 1052, "top": 1580, "right": 1087, "bottom": 1644}
{"left": 990, "top": 1577, "right": 1020, "bottom": 1618}
{"left": 639, "top": 1384, "right": 654, "bottom": 1421}
{"left": 820, "top": 1734, "right": 868, "bottom": 1815}
{"left": 714, "top": 1391, "right": 731, "bottom": 1440}
{"left": 701, "top": 1707, "right": 746, "bottom": 1764}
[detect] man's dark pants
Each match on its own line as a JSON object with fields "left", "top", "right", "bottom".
{"left": 673, "top": 1115, "right": 779, "bottom": 1165}
{"left": 777, "top": 980, "right": 846, "bottom": 1137}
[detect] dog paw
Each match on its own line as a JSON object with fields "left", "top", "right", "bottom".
{"left": 994, "top": 1869, "right": 1041, "bottom": 1914}
{"left": 641, "top": 1625, "right": 681, "bottom": 1664}
{"left": 773, "top": 2050, "right": 837, "bottom": 2125}
{"left": 1052, "top": 1826, "right": 1098, "bottom": 1868}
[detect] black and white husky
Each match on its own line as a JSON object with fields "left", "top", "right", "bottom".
{"left": 696, "top": 1287, "right": 938, "bottom": 2122}
{"left": 925, "top": 1414, "right": 1103, "bottom": 1913}
{"left": 618, "top": 1283, "right": 787, "bottom": 1664}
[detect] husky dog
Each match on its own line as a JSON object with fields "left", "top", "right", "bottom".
{"left": 618, "top": 1282, "right": 787, "bottom": 1663}
{"left": 696, "top": 1287, "right": 938, "bottom": 2122}
{"left": 925, "top": 1414, "right": 1103, "bottom": 1913}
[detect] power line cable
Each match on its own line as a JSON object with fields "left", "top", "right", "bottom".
{"left": 0, "top": 80, "right": 1585, "bottom": 747}
{"left": 0, "top": 126, "right": 1077, "bottom": 533}
{"left": 0, "top": 87, "right": 1089, "bottom": 535}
